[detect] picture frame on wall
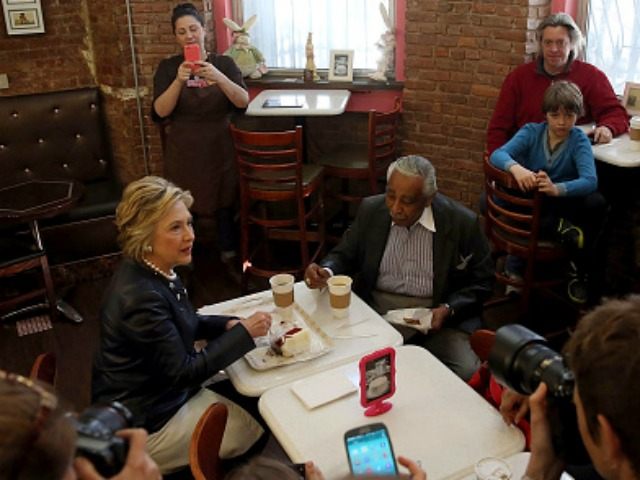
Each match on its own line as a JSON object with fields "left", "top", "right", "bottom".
{"left": 2, "top": 0, "right": 45, "bottom": 35}
{"left": 328, "top": 50, "right": 354, "bottom": 82}
{"left": 622, "top": 82, "right": 640, "bottom": 116}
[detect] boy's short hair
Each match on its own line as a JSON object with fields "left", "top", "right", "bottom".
{"left": 542, "top": 80, "right": 584, "bottom": 116}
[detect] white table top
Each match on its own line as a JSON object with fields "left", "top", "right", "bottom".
{"left": 577, "top": 124, "right": 640, "bottom": 168}
{"left": 199, "top": 282, "right": 403, "bottom": 397}
{"left": 259, "top": 345, "right": 525, "bottom": 480}
{"left": 460, "top": 452, "right": 574, "bottom": 480}
{"left": 246, "top": 89, "right": 351, "bottom": 116}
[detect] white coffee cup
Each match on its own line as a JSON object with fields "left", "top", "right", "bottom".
{"left": 474, "top": 457, "right": 512, "bottom": 480}
{"left": 327, "top": 275, "right": 353, "bottom": 318}
{"left": 269, "top": 274, "right": 295, "bottom": 315}
{"left": 630, "top": 116, "right": 640, "bottom": 141}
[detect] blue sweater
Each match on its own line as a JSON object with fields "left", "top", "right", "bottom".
{"left": 490, "top": 123, "right": 597, "bottom": 197}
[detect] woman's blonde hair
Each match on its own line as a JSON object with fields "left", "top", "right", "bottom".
{"left": 0, "top": 373, "right": 76, "bottom": 480}
{"left": 115, "top": 176, "right": 193, "bottom": 262}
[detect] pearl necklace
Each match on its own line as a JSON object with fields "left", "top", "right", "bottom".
{"left": 142, "top": 258, "right": 177, "bottom": 281}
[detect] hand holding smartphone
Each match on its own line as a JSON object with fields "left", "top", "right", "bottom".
{"left": 345, "top": 423, "right": 398, "bottom": 476}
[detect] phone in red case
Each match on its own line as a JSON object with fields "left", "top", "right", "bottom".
{"left": 183, "top": 43, "right": 201, "bottom": 68}
{"left": 359, "top": 347, "right": 396, "bottom": 416}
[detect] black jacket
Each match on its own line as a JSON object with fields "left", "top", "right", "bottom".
{"left": 92, "top": 259, "right": 255, "bottom": 433}
{"left": 321, "top": 193, "right": 495, "bottom": 331}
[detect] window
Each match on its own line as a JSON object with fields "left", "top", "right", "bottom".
{"left": 233, "top": 0, "right": 393, "bottom": 72}
{"left": 585, "top": 0, "right": 640, "bottom": 94}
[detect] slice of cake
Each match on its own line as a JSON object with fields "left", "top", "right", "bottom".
{"left": 272, "top": 327, "right": 312, "bottom": 357}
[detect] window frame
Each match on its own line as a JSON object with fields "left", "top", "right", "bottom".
{"left": 212, "top": 0, "right": 406, "bottom": 81}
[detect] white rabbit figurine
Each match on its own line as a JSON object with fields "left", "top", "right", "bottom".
{"left": 223, "top": 15, "right": 268, "bottom": 79}
{"left": 369, "top": 3, "right": 395, "bottom": 82}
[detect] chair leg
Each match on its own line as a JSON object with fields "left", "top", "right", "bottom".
{"left": 40, "top": 255, "right": 57, "bottom": 321}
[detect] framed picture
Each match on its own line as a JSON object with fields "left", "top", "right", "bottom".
{"left": 328, "top": 50, "right": 354, "bottom": 82}
{"left": 622, "top": 82, "right": 640, "bottom": 116}
{"left": 2, "top": 0, "right": 44, "bottom": 35}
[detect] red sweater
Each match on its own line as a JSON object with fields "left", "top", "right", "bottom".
{"left": 486, "top": 59, "right": 629, "bottom": 154}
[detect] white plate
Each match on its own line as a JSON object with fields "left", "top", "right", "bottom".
{"left": 245, "top": 303, "right": 334, "bottom": 371}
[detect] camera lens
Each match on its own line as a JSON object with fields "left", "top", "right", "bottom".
{"left": 75, "top": 401, "right": 132, "bottom": 438}
{"left": 489, "top": 324, "right": 574, "bottom": 397}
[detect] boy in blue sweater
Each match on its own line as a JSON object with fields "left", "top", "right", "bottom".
{"left": 490, "top": 80, "right": 607, "bottom": 304}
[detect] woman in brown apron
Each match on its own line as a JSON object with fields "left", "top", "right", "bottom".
{"left": 152, "top": 3, "right": 248, "bottom": 260}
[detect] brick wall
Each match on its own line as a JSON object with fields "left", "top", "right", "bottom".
{"left": 402, "top": 0, "right": 550, "bottom": 207}
{"left": 0, "top": 0, "right": 550, "bottom": 209}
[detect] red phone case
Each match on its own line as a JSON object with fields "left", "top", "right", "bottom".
{"left": 183, "top": 44, "right": 201, "bottom": 67}
{"left": 359, "top": 347, "right": 396, "bottom": 416}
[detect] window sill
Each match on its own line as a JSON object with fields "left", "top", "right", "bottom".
{"left": 245, "top": 74, "right": 404, "bottom": 112}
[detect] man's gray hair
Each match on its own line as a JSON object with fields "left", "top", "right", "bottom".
{"left": 387, "top": 155, "right": 438, "bottom": 197}
{"left": 536, "top": 13, "right": 585, "bottom": 57}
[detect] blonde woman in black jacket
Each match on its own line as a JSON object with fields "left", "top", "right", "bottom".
{"left": 92, "top": 176, "right": 271, "bottom": 475}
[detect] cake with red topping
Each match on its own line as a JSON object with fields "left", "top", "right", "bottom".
{"left": 272, "top": 327, "right": 312, "bottom": 357}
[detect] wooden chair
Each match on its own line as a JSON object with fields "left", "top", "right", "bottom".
{"left": 230, "top": 125, "right": 325, "bottom": 292}
{"left": 189, "top": 402, "right": 228, "bottom": 480}
{"left": 483, "top": 157, "right": 567, "bottom": 313}
{"left": 469, "top": 329, "right": 496, "bottom": 363}
{"left": 29, "top": 352, "right": 57, "bottom": 386}
{"left": 0, "top": 229, "right": 57, "bottom": 322}
{"left": 317, "top": 98, "right": 401, "bottom": 237}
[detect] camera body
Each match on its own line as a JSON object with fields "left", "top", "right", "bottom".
{"left": 67, "top": 401, "right": 132, "bottom": 477}
{"left": 489, "top": 324, "right": 588, "bottom": 464}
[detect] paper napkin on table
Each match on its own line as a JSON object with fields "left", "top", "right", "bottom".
{"left": 383, "top": 308, "right": 432, "bottom": 334}
{"left": 291, "top": 371, "right": 357, "bottom": 410}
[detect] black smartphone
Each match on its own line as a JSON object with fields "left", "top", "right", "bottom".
{"left": 344, "top": 423, "right": 398, "bottom": 476}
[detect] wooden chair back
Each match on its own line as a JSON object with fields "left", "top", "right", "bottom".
{"left": 30, "top": 352, "right": 57, "bottom": 386}
{"left": 189, "top": 402, "right": 228, "bottom": 480}
{"left": 366, "top": 97, "right": 402, "bottom": 193}
{"left": 483, "top": 157, "right": 566, "bottom": 310}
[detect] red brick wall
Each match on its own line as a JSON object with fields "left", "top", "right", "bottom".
{"left": 402, "top": 0, "right": 550, "bottom": 207}
{"left": 0, "top": 0, "right": 550, "bottom": 208}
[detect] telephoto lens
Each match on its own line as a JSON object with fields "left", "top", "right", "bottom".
{"left": 489, "top": 324, "right": 574, "bottom": 398}
{"left": 67, "top": 401, "right": 133, "bottom": 477}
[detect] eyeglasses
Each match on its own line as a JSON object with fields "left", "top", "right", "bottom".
{"left": 0, "top": 369, "right": 59, "bottom": 473}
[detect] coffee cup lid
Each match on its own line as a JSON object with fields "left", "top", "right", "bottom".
{"left": 630, "top": 116, "right": 640, "bottom": 128}
{"left": 474, "top": 457, "right": 512, "bottom": 480}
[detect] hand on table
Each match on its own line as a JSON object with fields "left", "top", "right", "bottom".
{"left": 304, "top": 461, "right": 325, "bottom": 480}
{"left": 304, "top": 263, "right": 331, "bottom": 289}
{"left": 74, "top": 429, "right": 161, "bottom": 480}
{"left": 592, "top": 125, "right": 612, "bottom": 144}
{"left": 398, "top": 456, "right": 427, "bottom": 479}
{"left": 429, "top": 305, "right": 451, "bottom": 332}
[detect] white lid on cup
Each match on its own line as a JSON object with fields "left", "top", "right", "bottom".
{"left": 474, "top": 457, "right": 512, "bottom": 480}
{"left": 269, "top": 273, "right": 294, "bottom": 293}
{"left": 327, "top": 275, "right": 353, "bottom": 295}
{"left": 630, "top": 116, "right": 640, "bottom": 129}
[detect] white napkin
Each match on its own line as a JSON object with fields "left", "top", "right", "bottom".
{"left": 291, "top": 371, "right": 357, "bottom": 409}
{"left": 383, "top": 308, "right": 432, "bottom": 334}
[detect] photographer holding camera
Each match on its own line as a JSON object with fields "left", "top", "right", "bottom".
{"left": 0, "top": 370, "right": 160, "bottom": 480}
{"left": 491, "top": 296, "right": 640, "bottom": 480}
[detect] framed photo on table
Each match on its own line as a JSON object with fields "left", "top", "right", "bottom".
{"left": 329, "top": 50, "right": 354, "bottom": 82}
{"left": 622, "top": 82, "right": 640, "bottom": 116}
{"left": 2, "top": 0, "right": 45, "bottom": 35}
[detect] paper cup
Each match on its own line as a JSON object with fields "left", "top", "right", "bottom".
{"left": 474, "top": 457, "right": 512, "bottom": 480}
{"left": 327, "top": 275, "right": 353, "bottom": 318}
{"left": 630, "top": 116, "right": 640, "bottom": 141}
{"left": 270, "top": 274, "right": 295, "bottom": 313}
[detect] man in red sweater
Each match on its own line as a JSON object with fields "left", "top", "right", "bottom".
{"left": 487, "top": 13, "right": 629, "bottom": 154}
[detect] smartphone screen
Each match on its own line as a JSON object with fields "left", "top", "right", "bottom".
{"left": 345, "top": 423, "right": 398, "bottom": 476}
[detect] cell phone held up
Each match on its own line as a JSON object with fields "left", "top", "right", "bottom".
{"left": 344, "top": 423, "right": 398, "bottom": 476}
{"left": 183, "top": 44, "right": 205, "bottom": 88}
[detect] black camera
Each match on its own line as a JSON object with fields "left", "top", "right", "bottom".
{"left": 67, "top": 401, "right": 133, "bottom": 477}
{"left": 488, "top": 324, "right": 574, "bottom": 398}
{"left": 488, "top": 324, "right": 588, "bottom": 464}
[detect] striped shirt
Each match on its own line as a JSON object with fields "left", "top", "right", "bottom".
{"left": 376, "top": 206, "right": 435, "bottom": 297}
